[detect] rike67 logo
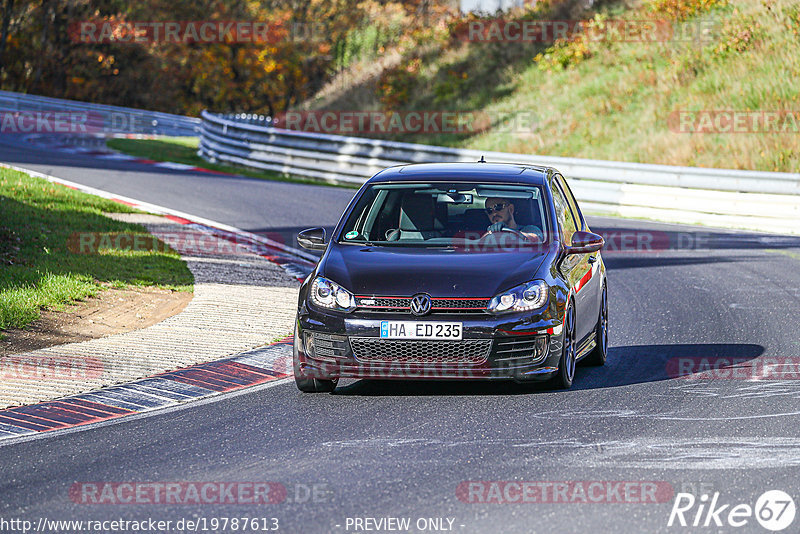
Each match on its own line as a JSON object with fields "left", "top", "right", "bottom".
{"left": 668, "top": 490, "right": 796, "bottom": 531}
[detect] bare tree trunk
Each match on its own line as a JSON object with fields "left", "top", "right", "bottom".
{"left": 50, "top": 0, "right": 69, "bottom": 95}
{"left": 32, "top": 0, "right": 51, "bottom": 91}
{"left": 0, "top": 0, "right": 16, "bottom": 84}
{"left": 282, "top": 78, "right": 296, "bottom": 112}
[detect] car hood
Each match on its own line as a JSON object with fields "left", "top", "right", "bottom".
{"left": 319, "top": 244, "right": 552, "bottom": 297}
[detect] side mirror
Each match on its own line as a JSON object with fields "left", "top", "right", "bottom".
{"left": 565, "top": 231, "right": 604, "bottom": 254}
{"left": 297, "top": 227, "right": 327, "bottom": 251}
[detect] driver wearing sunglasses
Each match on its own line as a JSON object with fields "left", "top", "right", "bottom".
{"left": 484, "top": 197, "right": 543, "bottom": 242}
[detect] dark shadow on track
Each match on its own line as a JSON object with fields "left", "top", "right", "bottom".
{"left": 331, "top": 343, "right": 764, "bottom": 396}
{"left": 572, "top": 342, "right": 764, "bottom": 390}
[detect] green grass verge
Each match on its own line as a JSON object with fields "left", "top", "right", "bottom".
{"left": 0, "top": 166, "right": 193, "bottom": 331}
{"left": 451, "top": 0, "right": 800, "bottom": 172}
{"left": 106, "top": 137, "right": 359, "bottom": 189}
{"left": 311, "top": 0, "right": 800, "bottom": 173}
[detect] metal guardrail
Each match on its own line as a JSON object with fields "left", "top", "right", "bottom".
{"left": 198, "top": 110, "right": 800, "bottom": 235}
{"left": 0, "top": 90, "right": 200, "bottom": 137}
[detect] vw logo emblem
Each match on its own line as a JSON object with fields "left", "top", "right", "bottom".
{"left": 410, "top": 294, "right": 432, "bottom": 316}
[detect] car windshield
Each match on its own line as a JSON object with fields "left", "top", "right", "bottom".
{"left": 337, "top": 182, "right": 549, "bottom": 249}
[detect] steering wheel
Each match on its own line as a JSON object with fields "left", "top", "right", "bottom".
{"left": 481, "top": 226, "right": 536, "bottom": 243}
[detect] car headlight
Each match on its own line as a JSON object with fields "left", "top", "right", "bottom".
{"left": 487, "top": 280, "right": 549, "bottom": 314}
{"left": 309, "top": 276, "right": 356, "bottom": 312}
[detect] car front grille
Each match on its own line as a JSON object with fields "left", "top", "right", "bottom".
{"left": 354, "top": 296, "right": 489, "bottom": 314}
{"left": 431, "top": 298, "right": 490, "bottom": 310}
{"left": 356, "top": 297, "right": 412, "bottom": 312}
{"left": 350, "top": 338, "right": 492, "bottom": 365}
{"left": 493, "top": 335, "right": 548, "bottom": 364}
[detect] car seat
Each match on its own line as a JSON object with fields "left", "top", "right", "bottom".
{"left": 386, "top": 193, "right": 446, "bottom": 241}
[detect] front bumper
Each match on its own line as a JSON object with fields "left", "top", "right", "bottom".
{"left": 295, "top": 306, "right": 565, "bottom": 382}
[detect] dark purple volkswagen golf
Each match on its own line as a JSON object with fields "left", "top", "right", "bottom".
{"left": 293, "top": 162, "right": 607, "bottom": 391}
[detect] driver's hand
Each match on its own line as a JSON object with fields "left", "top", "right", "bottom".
{"left": 487, "top": 222, "right": 507, "bottom": 233}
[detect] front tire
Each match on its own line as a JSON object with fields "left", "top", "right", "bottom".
{"left": 294, "top": 374, "right": 338, "bottom": 393}
{"left": 550, "top": 301, "right": 576, "bottom": 389}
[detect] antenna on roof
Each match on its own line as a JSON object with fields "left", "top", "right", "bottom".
{"left": 478, "top": 155, "right": 486, "bottom": 163}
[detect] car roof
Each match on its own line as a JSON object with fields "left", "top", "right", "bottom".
{"left": 368, "top": 162, "right": 553, "bottom": 185}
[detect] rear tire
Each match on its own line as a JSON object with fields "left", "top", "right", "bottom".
{"left": 549, "top": 301, "right": 576, "bottom": 389}
{"left": 583, "top": 283, "right": 608, "bottom": 366}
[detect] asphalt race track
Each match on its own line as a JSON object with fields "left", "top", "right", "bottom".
{"left": 2, "top": 134, "right": 800, "bottom": 533}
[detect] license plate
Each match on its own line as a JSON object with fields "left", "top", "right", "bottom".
{"left": 380, "top": 321, "right": 462, "bottom": 340}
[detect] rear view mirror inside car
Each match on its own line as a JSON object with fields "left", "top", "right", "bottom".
{"left": 436, "top": 193, "right": 473, "bottom": 204}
